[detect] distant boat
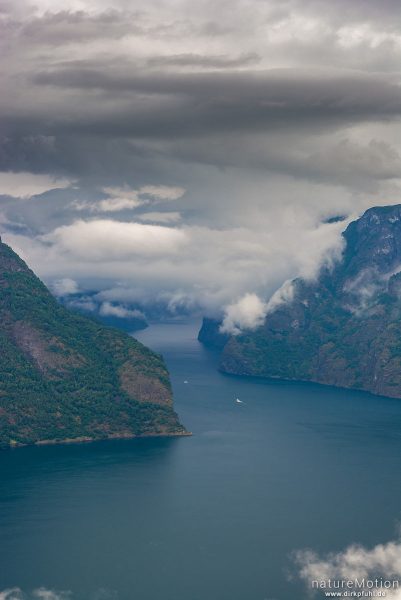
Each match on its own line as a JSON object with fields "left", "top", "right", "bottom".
{"left": 184, "top": 380, "right": 189, "bottom": 384}
{"left": 236, "top": 398, "right": 243, "bottom": 403}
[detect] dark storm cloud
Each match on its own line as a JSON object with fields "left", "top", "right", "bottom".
{"left": 2, "top": 63, "right": 401, "bottom": 186}
{"left": 32, "top": 61, "right": 397, "bottom": 101}
{"left": 2, "top": 0, "right": 401, "bottom": 321}
{"left": 18, "top": 67, "right": 401, "bottom": 137}
{"left": 146, "top": 52, "right": 261, "bottom": 69}
{"left": 1, "top": 0, "right": 401, "bottom": 168}
{"left": 20, "top": 10, "right": 143, "bottom": 43}
{"left": 1, "top": 59, "right": 400, "bottom": 185}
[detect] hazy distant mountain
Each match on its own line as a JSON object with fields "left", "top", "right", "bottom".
{"left": 60, "top": 292, "right": 199, "bottom": 332}
{"left": 0, "top": 239, "right": 187, "bottom": 449}
{"left": 59, "top": 292, "right": 149, "bottom": 333}
{"left": 199, "top": 205, "right": 401, "bottom": 399}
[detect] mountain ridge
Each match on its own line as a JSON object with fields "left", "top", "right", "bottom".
{"left": 0, "top": 238, "right": 188, "bottom": 449}
{"left": 199, "top": 204, "right": 401, "bottom": 399}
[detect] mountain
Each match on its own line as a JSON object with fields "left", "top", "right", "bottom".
{"left": 199, "top": 204, "right": 401, "bottom": 399}
{"left": 198, "top": 317, "right": 230, "bottom": 349}
{"left": 0, "top": 238, "right": 187, "bottom": 449}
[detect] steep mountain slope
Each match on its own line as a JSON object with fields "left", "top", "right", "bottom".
{"left": 200, "top": 205, "right": 401, "bottom": 399}
{"left": 0, "top": 238, "right": 187, "bottom": 448}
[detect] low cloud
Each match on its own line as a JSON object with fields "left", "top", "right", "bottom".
{"left": 97, "top": 197, "right": 142, "bottom": 213}
{"left": 99, "top": 186, "right": 142, "bottom": 212}
{"left": 69, "top": 185, "right": 185, "bottom": 213}
{"left": 139, "top": 185, "right": 185, "bottom": 201}
{"left": 99, "top": 301, "right": 145, "bottom": 320}
{"left": 219, "top": 281, "right": 296, "bottom": 335}
{"left": 294, "top": 534, "right": 401, "bottom": 599}
{"left": 33, "top": 591, "right": 71, "bottom": 600}
{"left": 217, "top": 220, "right": 344, "bottom": 335}
{"left": 343, "top": 268, "right": 385, "bottom": 315}
{"left": 220, "top": 293, "right": 267, "bottom": 335}
{"left": 41, "top": 219, "right": 187, "bottom": 260}
{"left": 51, "top": 278, "right": 79, "bottom": 297}
{"left": 3, "top": 214, "right": 347, "bottom": 320}
{"left": 0, "top": 589, "right": 71, "bottom": 600}
{"left": 265, "top": 279, "right": 295, "bottom": 314}
{"left": 0, "top": 172, "right": 72, "bottom": 199}
{"left": 66, "top": 296, "right": 97, "bottom": 312}
{"left": 0, "top": 589, "right": 117, "bottom": 600}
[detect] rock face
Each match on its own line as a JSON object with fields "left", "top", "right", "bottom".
{"left": 0, "top": 239, "right": 187, "bottom": 448}
{"left": 200, "top": 205, "right": 401, "bottom": 399}
{"left": 198, "top": 318, "right": 229, "bottom": 349}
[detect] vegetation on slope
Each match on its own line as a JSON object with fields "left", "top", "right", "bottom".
{"left": 201, "top": 205, "right": 401, "bottom": 399}
{"left": 0, "top": 239, "right": 186, "bottom": 448}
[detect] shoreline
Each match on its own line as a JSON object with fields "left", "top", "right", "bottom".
{"left": 6, "top": 429, "right": 192, "bottom": 451}
{"left": 218, "top": 367, "right": 401, "bottom": 402}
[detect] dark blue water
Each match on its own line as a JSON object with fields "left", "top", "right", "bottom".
{"left": 1, "top": 322, "right": 401, "bottom": 600}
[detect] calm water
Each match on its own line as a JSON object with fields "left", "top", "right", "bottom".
{"left": 1, "top": 322, "right": 401, "bottom": 600}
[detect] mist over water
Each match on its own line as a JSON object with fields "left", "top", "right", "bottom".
{"left": 1, "top": 322, "right": 401, "bottom": 600}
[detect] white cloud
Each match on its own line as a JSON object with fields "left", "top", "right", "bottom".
{"left": 0, "top": 590, "right": 23, "bottom": 600}
{"left": 0, "top": 590, "right": 70, "bottom": 600}
{"left": 67, "top": 296, "right": 97, "bottom": 312}
{"left": 139, "top": 185, "right": 186, "bottom": 201}
{"left": 337, "top": 23, "right": 401, "bottom": 50}
{"left": 99, "top": 186, "right": 142, "bottom": 212}
{"left": 2, "top": 213, "right": 347, "bottom": 319}
{"left": 33, "top": 589, "right": 71, "bottom": 600}
{"left": 295, "top": 535, "right": 401, "bottom": 599}
{"left": 0, "top": 172, "right": 72, "bottom": 199}
{"left": 268, "top": 13, "right": 331, "bottom": 44}
{"left": 69, "top": 185, "right": 186, "bottom": 214}
{"left": 265, "top": 279, "right": 295, "bottom": 314}
{"left": 97, "top": 197, "right": 142, "bottom": 212}
{"left": 342, "top": 268, "right": 385, "bottom": 315}
{"left": 99, "top": 301, "right": 145, "bottom": 319}
{"left": 69, "top": 196, "right": 142, "bottom": 213}
{"left": 220, "top": 293, "right": 267, "bottom": 335}
{"left": 51, "top": 278, "right": 79, "bottom": 296}
{"left": 40, "top": 219, "right": 187, "bottom": 260}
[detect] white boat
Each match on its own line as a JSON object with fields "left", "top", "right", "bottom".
{"left": 236, "top": 398, "right": 243, "bottom": 403}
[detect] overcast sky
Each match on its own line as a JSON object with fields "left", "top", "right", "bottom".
{"left": 1, "top": 0, "right": 401, "bottom": 325}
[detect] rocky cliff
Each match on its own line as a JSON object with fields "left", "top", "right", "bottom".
{"left": 0, "top": 238, "right": 187, "bottom": 448}
{"left": 200, "top": 205, "right": 401, "bottom": 399}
